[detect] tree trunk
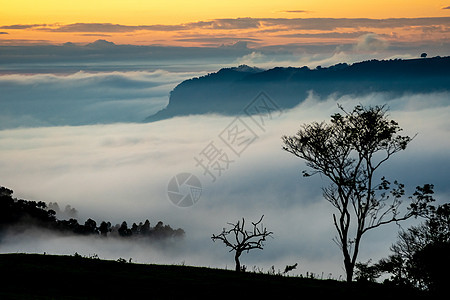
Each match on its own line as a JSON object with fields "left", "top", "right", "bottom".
{"left": 342, "top": 241, "right": 354, "bottom": 283}
{"left": 345, "top": 260, "right": 354, "bottom": 283}
{"left": 339, "top": 208, "right": 353, "bottom": 283}
{"left": 235, "top": 252, "right": 241, "bottom": 272}
{"left": 349, "top": 232, "right": 363, "bottom": 283}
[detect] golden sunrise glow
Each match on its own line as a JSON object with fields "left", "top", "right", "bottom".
{"left": 2, "top": 0, "right": 449, "bottom": 24}
{"left": 1, "top": 0, "right": 449, "bottom": 45}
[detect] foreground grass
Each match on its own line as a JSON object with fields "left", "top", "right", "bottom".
{"left": 0, "top": 253, "right": 426, "bottom": 299}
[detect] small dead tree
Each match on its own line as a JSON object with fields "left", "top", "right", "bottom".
{"left": 211, "top": 215, "right": 273, "bottom": 272}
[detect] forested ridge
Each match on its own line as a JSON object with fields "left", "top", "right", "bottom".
{"left": 0, "top": 186, "right": 184, "bottom": 240}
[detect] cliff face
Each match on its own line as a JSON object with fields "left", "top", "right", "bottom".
{"left": 145, "top": 57, "right": 450, "bottom": 122}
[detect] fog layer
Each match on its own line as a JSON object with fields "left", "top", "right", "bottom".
{"left": 0, "top": 93, "right": 449, "bottom": 277}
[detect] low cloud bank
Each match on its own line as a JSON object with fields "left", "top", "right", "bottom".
{"left": 0, "top": 70, "right": 203, "bottom": 129}
{"left": 0, "top": 93, "right": 449, "bottom": 277}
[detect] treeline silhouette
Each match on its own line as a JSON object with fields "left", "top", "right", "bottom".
{"left": 0, "top": 186, "right": 184, "bottom": 240}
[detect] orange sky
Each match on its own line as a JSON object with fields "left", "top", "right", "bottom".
{"left": 1, "top": 0, "right": 449, "bottom": 46}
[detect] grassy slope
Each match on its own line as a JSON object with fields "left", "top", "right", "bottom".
{"left": 0, "top": 253, "right": 426, "bottom": 299}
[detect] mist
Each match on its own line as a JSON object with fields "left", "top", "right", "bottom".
{"left": 0, "top": 70, "right": 204, "bottom": 129}
{"left": 1, "top": 91, "right": 449, "bottom": 277}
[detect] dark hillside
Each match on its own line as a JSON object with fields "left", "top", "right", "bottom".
{"left": 0, "top": 253, "right": 428, "bottom": 299}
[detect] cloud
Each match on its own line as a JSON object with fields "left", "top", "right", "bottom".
{"left": 0, "top": 23, "right": 184, "bottom": 33}
{"left": 443, "top": 6, "right": 450, "bottom": 9}
{"left": 174, "top": 37, "right": 260, "bottom": 45}
{"left": 259, "top": 17, "right": 450, "bottom": 31}
{"left": 3, "top": 37, "right": 447, "bottom": 75}
{"left": 0, "top": 32, "right": 8, "bottom": 34}
{"left": 236, "top": 51, "right": 266, "bottom": 65}
{"left": 1, "top": 92, "right": 449, "bottom": 277}
{"left": 0, "top": 40, "right": 256, "bottom": 68}
{"left": 0, "top": 38, "right": 52, "bottom": 45}
{"left": 280, "top": 10, "right": 310, "bottom": 13}
{"left": 278, "top": 31, "right": 375, "bottom": 39}
{"left": 8, "top": 17, "right": 450, "bottom": 34}
{"left": 33, "top": 19, "right": 260, "bottom": 33}
{"left": 0, "top": 24, "right": 48, "bottom": 30}
{"left": 0, "top": 70, "right": 204, "bottom": 129}
{"left": 0, "top": 227, "right": 187, "bottom": 264}
{"left": 205, "top": 18, "right": 262, "bottom": 30}
{"left": 79, "top": 33, "right": 112, "bottom": 37}
{"left": 1, "top": 17, "right": 449, "bottom": 67}
{"left": 354, "top": 33, "right": 389, "bottom": 52}
{"left": 40, "top": 23, "right": 160, "bottom": 33}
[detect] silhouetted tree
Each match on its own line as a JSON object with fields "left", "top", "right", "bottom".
{"left": 118, "top": 221, "right": 132, "bottom": 237}
{"left": 282, "top": 104, "right": 435, "bottom": 282}
{"left": 47, "top": 202, "right": 78, "bottom": 219}
{"left": 98, "top": 221, "right": 111, "bottom": 236}
{"left": 131, "top": 222, "right": 139, "bottom": 234}
{"left": 0, "top": 187, "right": 15, "bottom": 228}
{"left": 378, "top": 203, "right": 450, "bottom": 293}
{"left": 354, "top": 260, "right": 381, "bottom": 282}
{"left": 150, "top": 221, "right": 185, "bottom": 239}
{"left": 48, "top": 202, "right": 61, "bottom": 214}
{"left": 0, "top": 186, "right": 13, "bottom": 197}
{"left": 84, "top": 218, "right": 98, "bottom": 235}
{"left": 0, "top": 187, "right": 57, "bottom": 229}
{"left": 141, "top": 219, "right": 150, "bottom": 235}
{"left": 211, "top": 215, "right": 273, "bottom": 272}
{"left": 55, "top": 218, "right": 79, "bottom": 232}
{"left": 376, "top": 253, "right": 407, "bottom": 285}
{"left": 64, "top": 204, "right": 78, "bottom": 218}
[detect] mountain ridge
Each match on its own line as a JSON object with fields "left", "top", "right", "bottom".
{"left": 144, "top": 56, "right": 450, "bottom": 122}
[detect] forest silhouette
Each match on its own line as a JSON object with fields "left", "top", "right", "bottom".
{"left": 0, "top": 186, "right": 184, "bottom": 240}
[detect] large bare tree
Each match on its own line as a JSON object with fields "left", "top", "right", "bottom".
{"left": 212, "top": 215, "right": 273, "bottom": 272}
{"left": 282, "top": 104, "right": 434, "bottom": 282}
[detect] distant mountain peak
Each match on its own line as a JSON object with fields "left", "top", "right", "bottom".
{"left": 214, "top": 64, "right": 264, "bottom": 76}
{"left": 220, "top": 41, "right": 249, "bottom": 49}
{"left": 86, "top": 39, "right": 116, "bottom": 48}
{"left": 62, "top": 42, "right": 77, "bottom": 47}
{"left": 233, "top": 64, "right": 264, "bottom": 73}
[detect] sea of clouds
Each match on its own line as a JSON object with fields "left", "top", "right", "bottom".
{"left": 0, "top": 70, "right": 205, "bottom": 129}
{"left": 1, "top": 90, "right": 449, "bottom": 278}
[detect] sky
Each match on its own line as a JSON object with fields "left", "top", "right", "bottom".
{"left": 1, "top": 0, "right": 450, "bottom": 280}
{"left": 1, "top": 1, "right": 450, "bottom": 47}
